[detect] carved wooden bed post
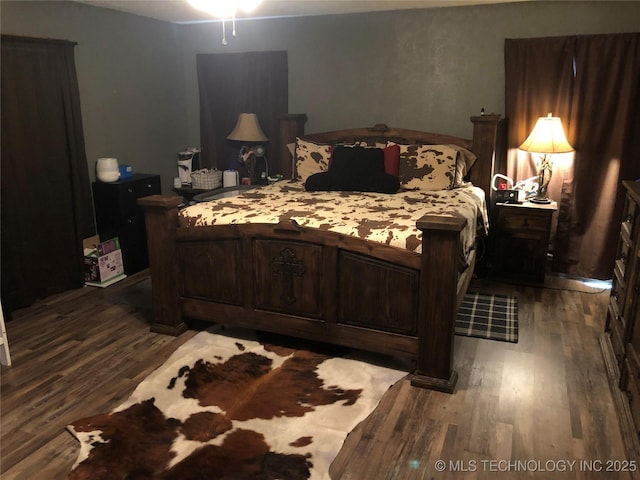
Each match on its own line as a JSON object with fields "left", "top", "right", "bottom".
{"left": 277, "top": 113, "right": 307, "bottom": 179}
{"left": 469, "top": 113, "right": 501, "bottom": 198}
{"left": 411, "top": 215, "right": 466, "bottom": 393}
{"left": 137, "top": 195, "right": 187, "bottom": 336}
{"left": 410, "top": 113, "right": 501, "bottom": 392}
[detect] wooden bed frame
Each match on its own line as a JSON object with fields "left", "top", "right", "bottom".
{"left": 138, "top": 114, "right": 501, "bottom": 393}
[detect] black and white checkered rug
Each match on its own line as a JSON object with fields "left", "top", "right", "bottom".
{"left": 456, "top": 292, "right": 518, "bottom": 343}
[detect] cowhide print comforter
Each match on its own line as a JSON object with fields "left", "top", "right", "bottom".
{"left": 179, "top": 182, "right": 488, "bottom": 259}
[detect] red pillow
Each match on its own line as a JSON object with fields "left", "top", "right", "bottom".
{"left": 383, "top": 144, "right": 400, "bottom": 176}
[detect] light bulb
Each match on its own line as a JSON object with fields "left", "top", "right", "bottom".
{"left": 187, "top": 0, "right": 262, "bottom": 18}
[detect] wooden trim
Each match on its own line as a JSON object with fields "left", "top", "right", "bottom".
{"left": 175, "top": 222, "right": 422, "bottom": 270}
{"left": 181, "top": 299, "right": 418, "bottom": 359}
{"left": 302, "top": 124, "right": 473, "bottom": 149}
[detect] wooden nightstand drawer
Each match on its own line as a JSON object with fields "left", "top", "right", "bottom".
{"left": 500, "top": 212, "right": 549, "bottom": 233}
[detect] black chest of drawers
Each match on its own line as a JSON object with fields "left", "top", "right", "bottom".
{"left": 92, "top": 173, "right": 161, "bottom": 275}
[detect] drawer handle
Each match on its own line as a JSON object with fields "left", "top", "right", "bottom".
{"left": 128, "top": 188, "right": 133, "bottom": 193}
{"left": 147, "top": 183, "right": 152, "bottom": 188}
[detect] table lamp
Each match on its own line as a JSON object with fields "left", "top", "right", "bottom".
{"left": 519, "top": 113, "right": 574, "bottom": 204}
{"left": 227, "top": 113, "right": 268, "bottom": 184}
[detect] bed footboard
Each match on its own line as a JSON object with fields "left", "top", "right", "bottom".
{"left": 139, "top": 195, "right": 470, "bottom": 393}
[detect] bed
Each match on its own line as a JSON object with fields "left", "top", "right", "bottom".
{"left": 138, "top": 113, "right": 501, "bottom": 393}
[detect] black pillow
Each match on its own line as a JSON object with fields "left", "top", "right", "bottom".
{"left": 305, "top": 146, "right": 400, "bottom": 194}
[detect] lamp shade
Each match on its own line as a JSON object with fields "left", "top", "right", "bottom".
{"left": 227, "top": 113, "right": 268, "bottom": 142}
{"left": 519, "top": 113, "right": 573, "bottom": 154}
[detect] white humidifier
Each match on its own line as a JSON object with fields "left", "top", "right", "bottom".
{"left": 96, "top": 158, "right": 120, "bottom": 182}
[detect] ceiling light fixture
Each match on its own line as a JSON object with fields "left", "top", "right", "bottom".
{"left": 187, "top": 0, "right": 262, "bottom": 45}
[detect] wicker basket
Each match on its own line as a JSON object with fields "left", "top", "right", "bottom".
{"left": 191, "top": 169, "right": 222, "bottom": 190}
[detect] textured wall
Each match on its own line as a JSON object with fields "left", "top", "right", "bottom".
{"left": 2, "top": 1, "right": 639, "bottom": 189}
{"left": 1, "top": 1, "right": 188, "bottom": 194}
{"left": 180, "top": 1, "right": 640, "bottom": 139}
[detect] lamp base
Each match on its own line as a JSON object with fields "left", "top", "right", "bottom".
{"left": 530, "top": 197, "right": 552, "bottom": 204}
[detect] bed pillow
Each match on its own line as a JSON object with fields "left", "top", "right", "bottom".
{"left": 353, "top": 142, "right": 400, "bottom": 176}
{"left": 448, "top": 145, "right": 477, "bottom": 186}
{"left": 383, "top": 144, "right": 400, "bottom": 176}
{"left": 294, "top": 137, "right": 333, "bottom": 183}
{"left": 389, "top": 142, "right": 459, "bottom": 190}
{"left": 305, "top": 146, "right": 400, "bottom": 194}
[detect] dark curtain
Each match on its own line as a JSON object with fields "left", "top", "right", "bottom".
{"left": 1, "top": 35, "right": 94, "bottom": 314}
{"left": 505, "top": 33, "right": 640, "bottom": 279}
{"left": 196, "top": 51, "right": 288, "bottom": 175}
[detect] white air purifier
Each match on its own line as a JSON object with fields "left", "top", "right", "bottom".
{"left": 96, "top": 158, "right": 120, "bottom": 182}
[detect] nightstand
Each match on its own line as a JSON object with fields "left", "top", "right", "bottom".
{"left": 493, "top": 201, "right": 557, "bottom": 285}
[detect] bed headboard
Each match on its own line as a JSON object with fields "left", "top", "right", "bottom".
{"left": 277, "top": 114, "right": 502, "bottom": 197}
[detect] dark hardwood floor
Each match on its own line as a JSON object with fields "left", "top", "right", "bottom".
{"left": 0, "top": 270, "right": 630, "bottom": 479}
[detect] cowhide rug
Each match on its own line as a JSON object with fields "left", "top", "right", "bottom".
{"left": 67, "top": 327, "right": 405, "bottom": 479}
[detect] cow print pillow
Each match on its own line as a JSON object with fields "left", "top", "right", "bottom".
{"left": 389, "top": 143, "right": 459, "bottom": 191}
{"left": 294, "top": 137, "right": 333, "bottom": 183}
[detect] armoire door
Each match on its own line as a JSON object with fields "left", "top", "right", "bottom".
{"left": 1, "top": 36, "right": 94, "bottom": 316}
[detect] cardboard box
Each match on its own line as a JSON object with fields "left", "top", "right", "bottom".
{"left": 84, "top": 237, "right": 126, "bottom": 287}
{"left": 82, "top": 234, "right": 100, "bottom": 251}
